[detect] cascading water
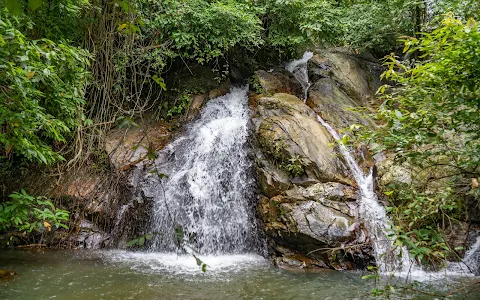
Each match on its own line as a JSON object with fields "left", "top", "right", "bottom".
{"left": 144, "top": 86, "right": 260, "bottom": 255}
{"left": 315, "top": 115, "right": 406, "bottom": 273}
{"left": 287, "top": 52, "right": 479, "bottom": 279}
{"left": 286, "top": 52, "right": 313, "bottom": 101}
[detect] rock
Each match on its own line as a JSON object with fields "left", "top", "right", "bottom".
{"left": 374, "top": 152, "right": 413, "bottom": 188}
{"left": 285, "top": 182, "right": 358, "bottom": 202}
{"left": 185, "top": 82, "right": 232, "bottom": 121}
{"left": 307, "top": 78, "right": 374, "bottom": 129}
{"left": 229, "top": 65, "right": 244, "bottom": 83}
{"left": 185, "top": 94, "right": 208, "bottom": 121}
{"left": 75, "top": 220, "right": 110, "bottom": 249}
{"left": 254, "top": 69, "right": 303, "bottom": 98}
{"left": 0, "top": 270, "right": 17, "bottom": 280}
{"left": 105, "top": 119, "right": 171, "bottom": 171}
{"left": 253, "top": 93, "right": 352, "bottom": 186}
{"left": 309, "top": 49, "right": 383, "bottom": 106}
{"left": 282, "top": 201, "right": 354, "bottom": 247}
{"left": 256, "top": 159, "right": 291, "bottom": 197}
{"left": 250, "top": 54, "right": 380, "bottom": 270}
{"left": 275, "top": 253, "right": 330, "bottom": 271}
{"left": 208, "top": 81, "right": 231, "bottom": 100}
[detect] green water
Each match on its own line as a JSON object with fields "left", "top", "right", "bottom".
{"left": 0, "top": 250, "right": 477, "bottom": 300}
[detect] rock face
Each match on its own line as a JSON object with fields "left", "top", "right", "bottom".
{"left": 251, "top": 48, "right": 382, "bottom": 270}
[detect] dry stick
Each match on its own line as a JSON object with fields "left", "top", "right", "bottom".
{"left": 307, "top": 242, "right": 371, "bottom": 255}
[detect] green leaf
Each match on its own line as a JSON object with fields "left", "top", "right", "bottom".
{"left": 138, "top": 236, "right": 145, "bottom": 247}
{"left": 158, "top": 173, "right": 169, "bottom": 179}
{"left": 193, "top": 255, "right": 202, "bottom": 266}
{"left": 5, "top": 0, "right": 22, "bottom": 15}
{"left": 126, "top": 239, "right": 138, "bottom": 247}
{"left": 152, "top": 75, "right": 167, "bottom": 91}
{"left": 28, "top": 0, "right": 42, "bottom": 11}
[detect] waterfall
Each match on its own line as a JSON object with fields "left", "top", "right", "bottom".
{"left": 286, "top": 52, "right": 478, "bottom": 279}
{"left": 145, "top": 86, "right": 259, "bottom": 255}
{"left": 286, "top": 51, "right": 313, "bottom": 102}
{"left": 315, "top": 115, "right": 407, "bottom": 273}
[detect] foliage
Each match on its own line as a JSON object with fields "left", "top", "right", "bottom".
{"left": 139, "top": 0, "right": 263, "bottom": 64}
{"left": 0, "top": 10, "right": 91, "bottom": 164}
{"left": 360, "top": 15, "right": 480, "bottom": 263}
{"left": 0, "top": 189, "right": 69, "bottom": 234}
{"left": 126, "top": 233, "right": 153, "bottom": 247}
{"left": 260, "top": 0, "right": 342, "bottom": 53}
{"left": 429, "top": 0, "right": 480, "bottom": 21}
{"left": 166, "top": 93, "right": 190, "bottom": 118}
{"left": 1, "top": 0, "right": 91, "bottom": 42}
{"left": 280, "top": 155, "right": 308, "bottom": 177}
{"left": 342, "top": 0, "right": 418, "bottom": 53}
{"left": 385, "top": 185, "right": 459, "bottom": 265}
{"left": 372, "top": 15, "right": 480, "bottom": 173}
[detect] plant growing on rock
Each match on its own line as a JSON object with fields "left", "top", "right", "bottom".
{"left": 280, "top": 155, "right": 308, "bottom": 177}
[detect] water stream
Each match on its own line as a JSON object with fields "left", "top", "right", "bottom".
{"left": 286, "top": 51, "right": 313, "bottom": 102}
{"left": 286, "top": 52, "right": 479, "bottom": 280}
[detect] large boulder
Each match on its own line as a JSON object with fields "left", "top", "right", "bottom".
{"left": 253, "top": 69, "right": 303, "bottom": 98}
{"left": 253, "top": 93, "right": 353, "bottom": 193}
{"left": 105, "top": 119, "right": 171, "bottom": 171}
{"left": 251, "top": 88, "right": 374, "bottom": 270}
{"left": 309, "top": 49, "right": 383, "bottom": 106}
{"left": 308, "top": 78, "right": 375, "bottom": 129}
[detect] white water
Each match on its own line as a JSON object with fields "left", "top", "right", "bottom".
{"left": 287, "top": 52, "right": 479, "bottom": 280}
{"left": 106, "top": 251, "right": 267, "bottom": 277}
{"left": 286, "top": 51, "right": 313, "bottom": 101}
{"left": 142, "top": 86, "right": 260, "bottom": 257}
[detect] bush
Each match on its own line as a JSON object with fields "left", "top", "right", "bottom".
{"left": 0, "top": 189, "right": 69, "bottom": 235}
{"left": 0, "top": 10, "right": 91, "bottom": 164}
{"left": 361, "top": 15, "right": 480, "bottom": 264}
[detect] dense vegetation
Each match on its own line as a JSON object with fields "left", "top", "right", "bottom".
{"left": 0, "top": 0, "right": 454, "bottom": 165}
{"left": 360, "top": 15, "right": 480, "bottom": 266}
{"left": 0, "top": 0, "right": 479, "bottom": 271}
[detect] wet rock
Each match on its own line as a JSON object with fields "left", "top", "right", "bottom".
{"left": 256, "top": 159, "right": 291, "bottom": 197}
{"left": 309, "top": 49, "right": 383, "bottom": 106}
{"left": 254, "top": 69, "right": 303, "bottom": 98}
{"left": 275, "top": 252, "right": 330, "bottom": 271}
{"left": 251, "top": 51, "right": 381, "bottom": 270}
{"left": 253, "top": 93, "right": 352, "bottom": 186}
{"left": 285, "top": 182, "right": 358, "bottom": 203}
{"left": 282, "top": 201, "right": 354, "bottom": 247}
{"left": 0, "top": 270, "right": 17, "bottom": 280}
{"left": 185, "top": 82, "right": 232, "bottom": 121}
{"left": 75, "top": 220, "right": 110, "bottom": 249}
{"left": 307, "top": 78, "right": 374, "bottom": 129}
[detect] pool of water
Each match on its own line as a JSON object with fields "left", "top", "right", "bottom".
{"left": 0, "top": 250, "right": 477, "bottom": 299}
